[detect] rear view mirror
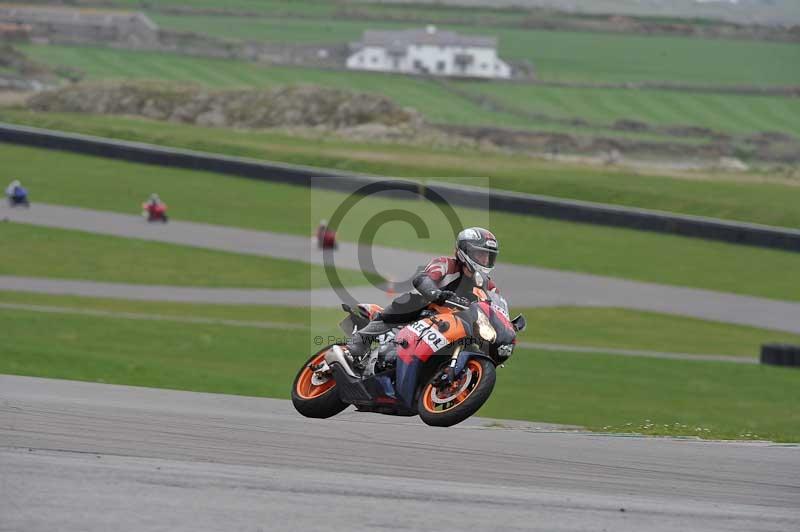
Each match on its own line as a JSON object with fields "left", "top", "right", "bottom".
{"left": 512, "top": 314, "right": 527, "bottom": 332}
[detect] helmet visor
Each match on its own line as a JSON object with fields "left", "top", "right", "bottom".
{"left": 467, "top": 245, "right": 497, "bottom": 268}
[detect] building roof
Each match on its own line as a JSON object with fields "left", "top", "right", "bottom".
{"left": 357, "top": 27, "right": 497, "bottom": 49}
{"left": 0, "top": 4, "right": 157, "bottom": 30}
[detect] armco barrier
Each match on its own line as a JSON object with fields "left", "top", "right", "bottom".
{"left": 0, "top": 123, "right": 419, "bottom": 198}
{"left": 425, "top": 182, "right": 800, "bottom": 252}
{"left": 2, "top": 122, "right": 800, "bottom": 252}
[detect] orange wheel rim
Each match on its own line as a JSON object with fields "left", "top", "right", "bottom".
{"left": 296, "top": 351, "right": 336, "bottom": 400}
{"left": 422, "top": 359, "right": 483, "bottom": 414}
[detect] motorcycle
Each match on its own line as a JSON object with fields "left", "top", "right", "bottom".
{"left": 317, "top": 227, "right": 337, "bottom": 250}
{"left": 142, "top": 202, "right": 168, "bottom": 223}
{"left": 292, "top": 289, "right": 526, "bottom": 427}
{"left": 7, "top": 187, "right": 29, "bottom": 208}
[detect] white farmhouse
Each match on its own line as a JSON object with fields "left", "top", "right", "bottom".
{"left": 346, "top": 26, "right": 511, "bottom": 79}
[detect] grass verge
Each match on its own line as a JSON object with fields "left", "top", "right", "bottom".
{"left": 485, "top": 348, "right": 800, "bottom": 442}
{"left": 3, "top": 143, "right": 800, "bottom": 301}
{"left": 3, "top": 291, "right": 800, "bottom": 356}
{"left": 1, "top": 302, "right": 797, "bottom": 441}
{"left": 3, "top": 110, "right": 800, "bottom": 230}
{"left": 0, "top": 222, "right": 377, "bottom": 289}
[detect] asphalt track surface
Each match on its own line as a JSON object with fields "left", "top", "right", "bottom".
{"left": 1, "top": 375, "right": 799, "bottom": 532}
{"left": 4, "top": 203, "right": 800, "bottom": 332}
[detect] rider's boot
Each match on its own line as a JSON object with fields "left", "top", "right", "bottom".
{"left": 343, "top": 322, "right": 379, "bottom": 360}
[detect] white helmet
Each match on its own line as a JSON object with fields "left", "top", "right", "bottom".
{"left": 456, "top": 227, "right": 499, "bottom": 277}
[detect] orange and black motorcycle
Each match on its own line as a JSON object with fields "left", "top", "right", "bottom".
{"left": 292, "top": 290, "right": 526, "bottom": 427}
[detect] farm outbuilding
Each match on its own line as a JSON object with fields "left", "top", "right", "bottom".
{"left": 0, "top": 4, "right": 158, "bottom": 47}
{"left": 347, "top": 26, "right": 511, "bottom": 79}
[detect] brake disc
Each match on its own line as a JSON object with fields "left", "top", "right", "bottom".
{"left": 430, "top": 371, "right": 473, "bottom": 404}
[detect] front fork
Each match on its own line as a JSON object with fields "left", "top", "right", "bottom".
{"left": 437, "top": 345, "right": 469, "bottom": 387}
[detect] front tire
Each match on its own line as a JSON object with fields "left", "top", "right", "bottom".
{"left": 418, "top": 358, "right": 496, "bottom": 427}
{"left": 291, "top": 347, "right": 348, "bottom": 419}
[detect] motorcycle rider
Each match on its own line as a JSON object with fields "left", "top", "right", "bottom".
{"left": 145, "top": 193, "right": 162, "bottom": 208}
{"left": 338, "top": 227, "right": 500, "bottom": 361}
{"left": 142, "top": 193, "right": 167, "bottom": 218}
{"left": 316, "top": 218, "right": 337, "bottom": 249}
{"left": 5, "top": 180, "right": 19, "bottom": 198}
{"left": 5, "top": 180, "right": 27, "bottom": 205}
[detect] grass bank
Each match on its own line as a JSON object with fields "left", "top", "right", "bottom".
{"left": 3, "top": 111, "right": 800, "bottom": 229}
{"left": 1, "top": 301, "right": 797, "bottom": 441}
{"left": 0, "top": 223, "right": 376, "bottom": 289}
{"left": 3, "top": 143, "right": 800, "bottom": 301}
{"left": 4, "top": 291, "right": 799, "bottom": 356}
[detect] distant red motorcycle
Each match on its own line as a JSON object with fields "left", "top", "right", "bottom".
{"left": 142, "top": 201, "right": 168, "bottom": 223}
{"left": 316, "top": 221, "right": 337, "bottom": 249}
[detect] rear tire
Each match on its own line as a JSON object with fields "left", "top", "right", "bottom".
{"left": 418, "top": 358, "right": 496, "bottom": 427}
{"left": 291, "top": 347, "right": 349, "bottom": 419}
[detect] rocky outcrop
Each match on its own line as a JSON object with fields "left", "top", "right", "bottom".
{"left": 27, "top": 82, "right": 424, "bottom": 129}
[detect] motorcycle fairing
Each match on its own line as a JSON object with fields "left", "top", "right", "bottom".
{"left": 358, "top": 303, "right": 384, "bottom": 321}
{"left": 331, "top": 361, "right": 401, "bottom": 408}
{"left": 394, "top": 311, "right": 468, "bottom": 408}
{"left": 478, "top": 300, "right": 516, "bottom": 347}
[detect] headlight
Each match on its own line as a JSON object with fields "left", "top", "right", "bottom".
{"left": 497, "top": 343, "right": 515, "bottom": 361}
{"left": 475, "top": 308, "right": 497, "bottom": 342}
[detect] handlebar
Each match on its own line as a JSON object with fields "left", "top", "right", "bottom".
{"left": 443, "top": 298, "right": 470, "bottom": 310}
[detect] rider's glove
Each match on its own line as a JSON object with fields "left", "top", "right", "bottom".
{"left": 432, "top": 289, "right": 457, "bottom": 304}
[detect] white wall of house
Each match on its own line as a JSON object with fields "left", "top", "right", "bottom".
{"left": 347, "top": 43, "right": 511, "bottom": 79}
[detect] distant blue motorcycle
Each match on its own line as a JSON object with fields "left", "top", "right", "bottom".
{"left": 6, "top": 185, "right": 29, "bottom": 208}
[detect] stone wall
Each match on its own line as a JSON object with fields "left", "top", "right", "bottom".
{"left": 153, "top": 30, "right": 348, "bottom": 67}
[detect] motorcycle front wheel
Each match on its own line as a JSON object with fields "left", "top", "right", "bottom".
{"left": 291, "top": 347, "right": 348, "bottom": 419}
{"left": 418, "top": 357, "right": 496, "bottom": 427}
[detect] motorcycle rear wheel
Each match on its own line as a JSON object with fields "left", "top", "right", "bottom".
{"left": 418, "top": 358, "right": 496, "bottom": 427}
{"left": 291, "top": 347, "right": 348, "bottom": 419}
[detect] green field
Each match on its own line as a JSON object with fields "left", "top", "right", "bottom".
{"left": 17, "top": 45, "right": 530, "bottom": 130}
{"left": 20, "top": 45, "right": 800, "bottom": 141}
{"left": 146, "top": 14, "right": 800, "bottom": 86}
{"left": 14, "top": 45, "right": 683, "bottom": 139}
{"left": 3, "top": 142, "right": 800, "bottom": 301}
{"left": 3, "top": 111, "right": 800, "bottom": 230}
{"left": 100, "top": 0, "right": 338, "bottom": 16}
{"left": 492, "top": 348, "right": 799, "bottom": 441}
{"left": 460, "top": 82, "right": 800, "bottom": 138}
{"left": 77, "top": 0, "right": 800, "bottom": 27}
{"left": 1, "top": 300, "right": 797, "bottom": 441}
{"left": 0, "top": 222, "right": 378, "bottom": 289}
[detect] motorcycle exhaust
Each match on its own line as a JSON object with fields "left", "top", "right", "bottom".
{"left": 325, "top": 345, "right": 358, "bottom": 378}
